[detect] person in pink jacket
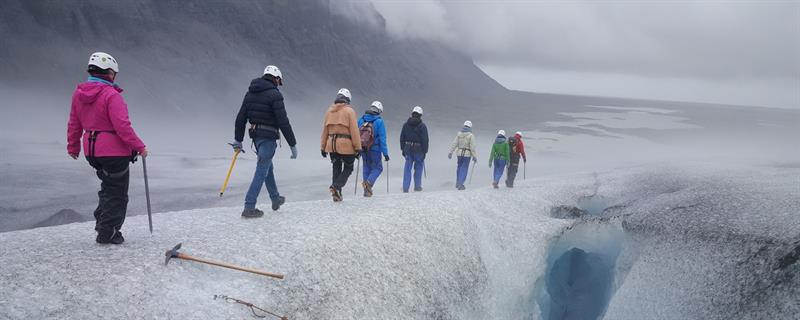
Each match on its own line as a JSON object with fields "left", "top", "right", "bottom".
{"left": 67, "top": 52, "right": 148, "bottom": 245}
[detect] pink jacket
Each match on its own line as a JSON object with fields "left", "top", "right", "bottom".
{"left": 67, "top": 81, "right": 146, "bottom": 157}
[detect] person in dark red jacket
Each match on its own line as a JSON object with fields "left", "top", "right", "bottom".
{"left": 506, "top": 131, "right": 527, "bottom": 188}
{"left": 67, "top": 52, "right": 147, "bottom": 245}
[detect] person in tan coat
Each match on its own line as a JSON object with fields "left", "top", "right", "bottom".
{"left": 320, "top": 88, "right": 362, "bottom": 202}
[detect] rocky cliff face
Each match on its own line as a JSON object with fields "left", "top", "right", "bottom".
{"left": 0, "top": 0, "right": 508, "bottom": 123}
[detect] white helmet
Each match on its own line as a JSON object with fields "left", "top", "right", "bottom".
{"left": 412, "top": 106, "right": 423, "bottom": 115}
{"left": 263, "top": 65, "right": 282, "bottom": 78}
{"left": 498, "top": 130, "right": 506, "bottom": 136}
{"left": 371, "top": 101, "right": 384, "bottom": 112}
{"left": 337, "top": 88, "right": 351, "bottom": 100}
{"left": 88, "top": 52, "right": 119, "bottom": 73}
{"left": 515, "top": 131, "right": 523, "bottom": 137}
{"left": 463, "top": 120, "right": 472, "bottom": 128}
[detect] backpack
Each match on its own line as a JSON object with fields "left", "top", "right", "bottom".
{"left": 360, "top": 121, "right": 375, "bottom": 151}
{"left": 508, "top": 136, "right": 518, "bottom": 153}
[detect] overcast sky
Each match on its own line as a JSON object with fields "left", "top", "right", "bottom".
{"left": 368, "top": 0, "right": 799, "bottom": 108}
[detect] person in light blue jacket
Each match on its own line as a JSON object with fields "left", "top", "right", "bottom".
{"left": 358, "top": 101, "right": 390, "bottom": 197}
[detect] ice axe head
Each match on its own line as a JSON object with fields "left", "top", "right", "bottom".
{"left": 164, "top": 242, "right": 182, "bottom": 266}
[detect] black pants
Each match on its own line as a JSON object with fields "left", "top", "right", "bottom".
{"left": 86, "top": 156, "right": 130, "bottom": 236}
{"left": 330, "top": 153, "right": 356, "bottom": 190}
{"left": 506, "top": 161, "right": 519, "bottom": 187}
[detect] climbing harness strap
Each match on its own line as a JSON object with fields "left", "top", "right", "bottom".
{"left": 213, "top": 295, "right": 287, "bottom": 320}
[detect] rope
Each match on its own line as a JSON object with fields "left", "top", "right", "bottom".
{"left": 214, "top": 294, "right": 288, "bottom": 320}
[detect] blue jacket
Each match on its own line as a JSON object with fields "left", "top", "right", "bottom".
{"left": 358, "top": 113, "right": 389, "bottom": 156}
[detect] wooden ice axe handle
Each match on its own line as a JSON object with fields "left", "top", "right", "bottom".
{"left": 176, "top": 253, "right": 285, "bottom": 279}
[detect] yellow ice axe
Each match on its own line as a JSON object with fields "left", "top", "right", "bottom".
{"left": 219, "top": 149, "right": 241, "bottom": 197}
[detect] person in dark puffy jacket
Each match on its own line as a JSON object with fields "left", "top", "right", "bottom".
{"left": 67, "top": 52, "right": 147, "bottom": 245}
{"left": 399, "top": 106, "right": 428, "bottom": 193}
{"left": 232, "top": 65, "right": 297, "bottom": 218}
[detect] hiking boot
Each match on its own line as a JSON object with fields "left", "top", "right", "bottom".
{"left": 492, "top": 182, "right": 499, "bottom": 189}
{"left": 457, "top": 185, "right": 466, "bottom": 191}
{"left": 271, "top": 196, "right": 285, "bottom": 211}
{"left": 330, "top": 186, "right": 342, "bottom": 202}
{"left": 242, "top": 208, "right": 264, "bottom": 218}
{"left": 414, "top": 187, "right": 423, "bottom": 192}
{"left": 362, "top": 181, "right": 373, "bottom": 197}
{"left": 96, "top": 230, "right": 124, "bottom": 245}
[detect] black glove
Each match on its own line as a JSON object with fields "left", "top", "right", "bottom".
{"left": 384, "top": 155, "right": 390, "bottom": 161}
{"left": 355, "top": 152, "right": 361, "bottom": 160}
{"left": 402, "top": 152, "right": 406, "bottom": 158}
{"left": 321, "top": 150, "right": 327, "bottom": 158}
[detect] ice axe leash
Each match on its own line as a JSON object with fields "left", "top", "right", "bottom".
{"left": 164, "top": 243, "right": 284, "bottom": 279}
{"left": 142, "top": 156, "right": 153, "bottom": 234}
{"left": 219, "top": 148, "right": 242, "bottom": 197}
{"left": 213, "top": 294, "right": 288, "bottom": 319}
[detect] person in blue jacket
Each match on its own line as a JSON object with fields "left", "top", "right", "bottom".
{"left": 400, "top": 106, "right": 429, "bottom": 193}
{"left": 358, "top": 101, "right": 390, "bottom": 197}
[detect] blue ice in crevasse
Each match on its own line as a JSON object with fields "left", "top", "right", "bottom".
{"left": 536, "top": 221, "right": 626, "bottom": 320}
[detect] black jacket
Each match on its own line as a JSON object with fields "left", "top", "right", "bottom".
{"left": 399, "top": 116, "right": 429, "bottom": 155}
{"left": 234, "top": 78, "right": 296, "bottom": 146}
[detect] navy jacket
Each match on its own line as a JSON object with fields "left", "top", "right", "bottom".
{"left": 399, "top": 116, "right": 429, "bottom": 155}
{"left": 234, "top": 77, "right": 296, "bottom": 146}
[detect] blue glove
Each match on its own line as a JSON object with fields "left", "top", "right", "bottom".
{"left": 290, "top": 146, "right": 298, "bottom": 159}
{"left": 229, "top": 141, "right": 244, "bottom": 153}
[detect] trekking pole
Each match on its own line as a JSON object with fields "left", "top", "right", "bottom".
{"left": 524, "top": 161, "right": 527, "bottom": 180}
{"left": 219, "top": 149, "right": 241, "bottom": 197}
{"left": 469, "top": 160, "right": 476, "bottom": 185}
{"left": 142, "top": 156, "right": 153, "bottom": 234}
{"left": 386, "top": 159, "right": 389, "bottom": 193}
{"left": 354, "top": 157, "right": 360, "bottom": 196}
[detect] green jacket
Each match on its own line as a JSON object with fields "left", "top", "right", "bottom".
{"left": 488, "top": 136, "right": 511, "bottom": 162}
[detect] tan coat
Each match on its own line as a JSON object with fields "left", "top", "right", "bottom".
{"left": 320, "top": 103, "right": 362, "bottom": 155}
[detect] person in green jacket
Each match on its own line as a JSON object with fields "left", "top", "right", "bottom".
{"left": 488, "top": 130, "right": 511, "bottom": 189}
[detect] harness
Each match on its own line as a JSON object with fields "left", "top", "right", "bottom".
{"left": 328, "top": 133, "right": 352, "bottom": 154}
{"left": 457, "top": 134, "right": 472, "bottom": 157}
{"left": 86, "top": 130, "right": 130, "bottom": 177}
{"left": 249, "top": 123, "right": 282, "bottom": 152}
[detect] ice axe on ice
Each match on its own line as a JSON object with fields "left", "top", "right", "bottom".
{"left": 164, "top": 243, "right": 284, "bottom": 279}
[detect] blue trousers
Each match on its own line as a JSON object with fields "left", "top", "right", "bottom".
{"left": 244, "top": 139, "right": 280, "bottom": 209}
{"left": 403, "top": 153, "right": 424, "bottom": 192}
{"left": 362, "top": 150, "right": 384, "bottom": 186}
{"left": 493, "top": 159, "right": 507, "bottom": 184}
{"left": 456, "top": 156, "right": 471, "bottom": 187}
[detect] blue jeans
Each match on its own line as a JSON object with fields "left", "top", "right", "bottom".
{"left": 244, "top": 139, "right": 280, "bottom": 209}
{"left": 456, "top": 156, "right": 471, "bottom": 187}
{"left": 403, "top": 153, "right": 424, "bottom": 192}
{"left": 493, "top": 159, "right": 507, "bottom": 184}
{"left": 362, "top": 150, "right": 384, "bottom": 186}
